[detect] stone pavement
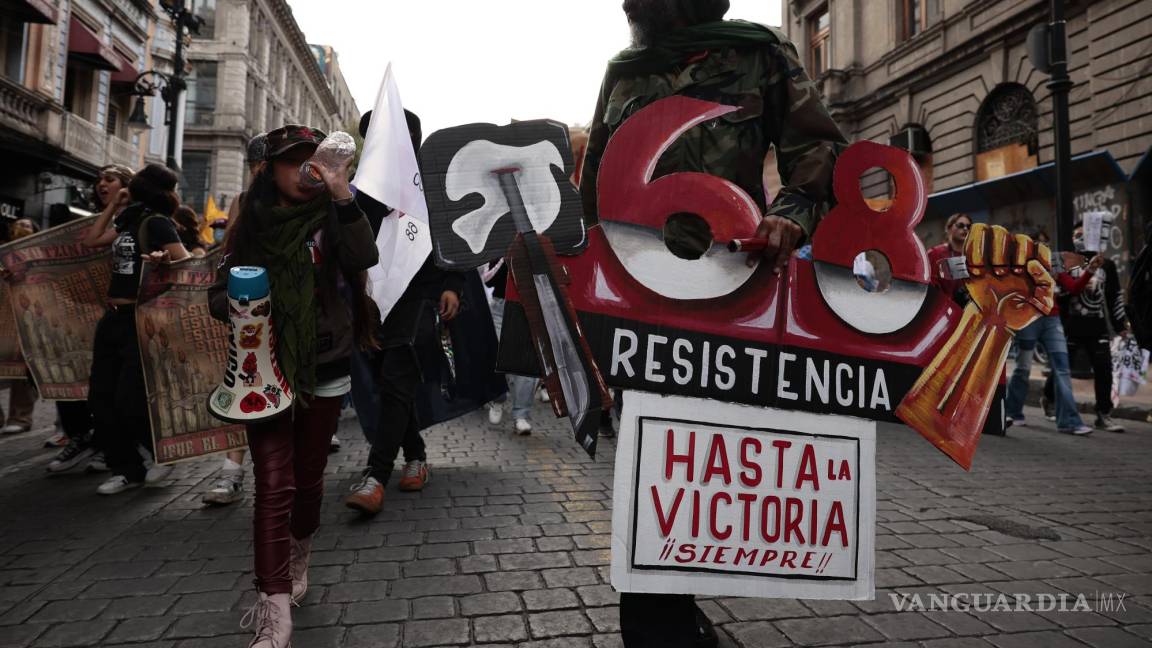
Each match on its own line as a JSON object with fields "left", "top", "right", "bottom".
{"left": 1, "top": 394, "right": 1151, "bottom": 648}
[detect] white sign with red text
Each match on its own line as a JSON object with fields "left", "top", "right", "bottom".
{"left": 611, "top": 391, "right": 876, "bottom": 600}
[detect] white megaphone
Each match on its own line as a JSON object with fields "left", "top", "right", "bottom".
{"left": 207, "top": 266, "right": 294, "bottom": 423}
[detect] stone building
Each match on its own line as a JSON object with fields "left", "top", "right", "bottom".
{"left": 781, "top": 0, "right": 1151, "bottom": 275}
{"left": 0, "top": 0, "right": 155, "bottom": 227}
{"left": 178, "top": 0, "right": 358, "bottom": 213}
{"left": 310, "top": 43, "right": 358, "bottom": 132}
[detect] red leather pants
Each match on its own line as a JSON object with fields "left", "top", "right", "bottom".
{"left": 246, "top": 396, "right": 342, "bottom": 594}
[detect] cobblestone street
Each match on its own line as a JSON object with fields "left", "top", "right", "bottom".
{"left": 1, "top": 399, "right": 1151, "bottom": 648}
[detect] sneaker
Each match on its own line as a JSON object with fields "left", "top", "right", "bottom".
{"left": 1059, "top": 424, "right": 1094, "bottom": 436}
{"left": 1040, "top": 395, "right": 1056, "bottom": 421}
{"left": 97, "top": 475, "right": 143, "bottom": 495}
{"left": 514, "top": 418, "right": 532, "bottom": 436}
{"left": 1006, "top": 416, "right": 1026, "bottom": 428}
{"left": 46, "top": 440, "right": 95, "bottom": 473}
{"left": 85, "top": 452, "right": 109, "bottom": 473}
{"left": 140, "top": 449, "right": 172, "bottom": 484}
{"left": 345, "top": 474, "right": 384, "bottom": 515}
{"left": 202, "top": 468, "right": 244, "bottom": 506}
{"left": 398, "top": 460, "right": 430, "bottom": 492}
{"left": 43, "top": 431, "right": 69, "bottom": 448}
{"left": 488, "top": 401, "right": 504, "bottom": 425}
{"left": 329, "top": 434, "right": 341, "bottom": 453}
{"left": 536, "top": 385, "right": 550, "bottom": 403}
{"left": 1095, "top": 414, "right": 1125, "bottom": 433}
{"left": 1, "top": 423, "right": 28, "bottom": 435}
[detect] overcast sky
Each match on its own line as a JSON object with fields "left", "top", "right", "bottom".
{"left": 286, "top": 0, "right": 783, "bottom": 137}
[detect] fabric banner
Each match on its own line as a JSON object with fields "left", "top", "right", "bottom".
{"left": 611, "top": 391, "right": 876, "bottom": 600}
{"left": 0, "top": 218, "right": 107, "bottom": 399}
{"left": 137, "top": 249, "right": 247, "bottom": 464}
{"left": 0, "top": 281, "right": 25, "bottom": 379}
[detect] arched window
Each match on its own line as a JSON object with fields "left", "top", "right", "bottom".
{"left": 975, "top": 84, "right": 1039, "bottom": 180}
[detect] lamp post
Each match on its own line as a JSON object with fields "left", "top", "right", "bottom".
{"left": 125, "top": 0, "right": 203, "bottom": 172}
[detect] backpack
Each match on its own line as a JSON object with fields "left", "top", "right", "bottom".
{"left": 1129, "top": 239, "right": 1152, "bottom": 350}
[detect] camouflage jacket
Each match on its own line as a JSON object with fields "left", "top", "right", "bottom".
{"left": 580, "top": 23, "right": 847, "bottom": 242}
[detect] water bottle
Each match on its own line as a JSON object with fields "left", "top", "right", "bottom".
{"left": 300, "top": 131, "right": 357, "bottom": 188}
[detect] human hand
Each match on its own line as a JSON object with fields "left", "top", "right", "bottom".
{"left": 116, "top": 188, "right": 131, "bottom": 208}
{"left": 1087, "top": 255, "right": 1105, "bottom": 273}
{"left": 439, "top": 290, "right": 460, "bottom": 321}
{"left": 964, "top": 223, "right": 1054, "bottom": 331}
{"left": 142, "top": 250, "right": 171, "bottom": 264}
{"left": 313, "top": 156, "right": 354, "bottom": 201}
{"left": 747, "top": 215, "right": 804, "bottom": 274}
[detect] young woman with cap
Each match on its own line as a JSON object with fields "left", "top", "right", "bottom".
{"left": 82, "top": 163, "right": 191, "bottom": 494}
{"left": 208, "top": 124, "right": 378, "bottom": 648}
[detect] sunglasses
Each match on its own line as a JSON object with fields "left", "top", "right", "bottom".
{"left": 953, "top": 222, "right": 972, "bottom": 230}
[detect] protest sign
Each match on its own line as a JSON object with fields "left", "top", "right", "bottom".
{"left": 137, "top": 249, "right": 246, "bottom": 464}
{"left": 0, "top": 219, "right": 107, "bottom": 399}
{"left": 611, "top": 391, "right": 875, "bottom": 599}
{"left": 0, "top": 282, "right": 24, "bottom": 379}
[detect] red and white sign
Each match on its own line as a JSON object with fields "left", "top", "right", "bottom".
{"left": 612, "top": 391, "right": 875, "bottom": 600}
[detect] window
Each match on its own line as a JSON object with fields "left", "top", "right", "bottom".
{"left": 890, "top": 124, "right": 934, "bottom": 191}
{"left": 902, "top": 0, "right": 939, "bottom": 40}
{"left": 182, "top": 151, "right": 212, "bottom": 213}
{"left": 809, "top": 8, "right": 830, "bottom": 77}
{"left": 0, "top": 18, "right": 28, "bottom": 83}
{"left": 189, "top": 0, "right": 216, "bottom": 39}
{"left": 106, "top": 104, "right": 119, "bottom": 137}
{"left": 185, "top": 61, "right": 217, "bottom": 126}
{"left": 975, "top": 84, "right": 1039, "bottom": 181}
{"left": 64, "top": 64, "right": 95, "bottom": 120}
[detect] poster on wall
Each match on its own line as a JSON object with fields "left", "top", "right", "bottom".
{"left": 137, "top": 249, "right": 247, "bottom": 464}
{"left": 0, "top": 282, "right": 25, "bottom": 379}
{"left": 0, "top": 219, "right": 108, "bottom": 399}
{"left": 611, "top": 391, "right": 876, "bottom": 600}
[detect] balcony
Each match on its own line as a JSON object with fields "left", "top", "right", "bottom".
{"left": 62, "top": 112, "right": 140, "bottom": 170}
{"left": 0, "top": 75, "right": 51, "bottom": 140}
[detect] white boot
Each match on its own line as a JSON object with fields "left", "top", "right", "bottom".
{"left": 242, "top": 592, "right": 292, "bottom": 648}
{"left": 289, "top": 535, "right": 313, "bottom": 605}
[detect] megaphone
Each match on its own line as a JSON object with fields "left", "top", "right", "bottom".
{"left": 207, "top": 266, "right": 294, "bottom": 423}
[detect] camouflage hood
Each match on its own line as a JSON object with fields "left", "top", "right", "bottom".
{"left": 608, "top": 20, "right": 783, "bottom": 77}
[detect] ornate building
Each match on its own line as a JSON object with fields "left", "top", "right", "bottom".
{"left": 178, "top": 0, "right": 358, "bottom": 213}
{"left": 781, "top": 0, "right": 1151, "bottom": 274}
{"left": 0, "top": 0, "right": 155, "bottom": 226}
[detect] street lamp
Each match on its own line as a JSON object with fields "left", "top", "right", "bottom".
{"left": 128, "top": 0, "right": 203, "bottom": 172}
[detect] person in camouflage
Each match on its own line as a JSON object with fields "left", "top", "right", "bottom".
{"left": 581, "top": 0, "right": 847, "bottom": 275}
{"left": 580, "top": 2, "right": 847, "bottom": 647}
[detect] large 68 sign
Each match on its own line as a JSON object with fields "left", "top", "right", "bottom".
{"left": 596, "top": 95, "right": 932, "bottom": 334}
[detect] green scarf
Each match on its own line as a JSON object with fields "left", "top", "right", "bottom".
{"left": 607, "top": 20, "right": 782, "bottom": 78}
{"left": 255, "top": 195, "right": 329, "bottom": 396}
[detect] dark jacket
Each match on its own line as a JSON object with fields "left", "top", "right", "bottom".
{"left": 208, "top": 200, "right": 378, "bottom": 386}
{"left": 356, "top": 191, "right": 466, "bottom": 348}
{"left": 1058, "top": 253, "right": 1127, "bottom": 339}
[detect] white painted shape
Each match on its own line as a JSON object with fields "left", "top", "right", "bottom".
{"left": 445, "top": 140, "right": 564, "bottom": 253}
{"left": 813, "top": 261, "right": 927, "bottom": 335}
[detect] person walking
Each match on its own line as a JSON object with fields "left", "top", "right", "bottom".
{"left": 928, "top": 213, "right": 972, "bottom": 306}
{"left": 81, "top": 164, "right": 190, "bottom": 494}
{"left": 208, "top": 124, "right": 377, "bottom": 648}
{"left": 483, "top": 258, "right": 536, "bottom": 436}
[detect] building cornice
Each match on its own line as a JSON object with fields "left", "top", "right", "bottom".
{"left": 265, "top": 0, "right": 340, "bottom": 118}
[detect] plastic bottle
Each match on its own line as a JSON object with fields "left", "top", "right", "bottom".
{"left": 300, "top": 131, "right": 357, "bottom": 187}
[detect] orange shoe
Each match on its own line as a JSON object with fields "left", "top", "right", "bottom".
{"left": 344, "top": 475, "right": 384, "bottom": 515}
{"left": 398, "top": 460, "right": 430, "bottom": 492}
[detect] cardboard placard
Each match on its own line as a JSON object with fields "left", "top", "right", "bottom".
{"left": 0, "top": 282, "right": 25, "bottom": 379}
{"left": 420, "top": 120, "right": 587, "bottom": 271}
{"left": 0, "top": 219, "right": 108, "bottom": 399}
{"left": 611, "top": 391, "right": 875, "bottom": 600}
{"left": 137, "top": 250, "right": 247, "bottom": 464}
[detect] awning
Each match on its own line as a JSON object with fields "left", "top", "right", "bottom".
{"left": 926, "top": 151, "right": 1127, "bottom": 220}
{"left": 110, "top": 55, "right": 140, "bottom": 85}
{"left": 67, "top": 16, "right": 120, "bottom": 71}
{"left": 0, "top": 0, "right": 58, "bottom": 24}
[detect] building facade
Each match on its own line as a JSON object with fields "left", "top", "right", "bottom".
{"left": 310, "top": 43, "right": 358, "bottom": 132}
{"left": 178, "top": 0, "right": 357, "bottom": 214}
{"left": 0, "top": 0, "right": 155, "bottom": 227}
{"left": 781, "top": 0, "right": 1151, "bottom": 275}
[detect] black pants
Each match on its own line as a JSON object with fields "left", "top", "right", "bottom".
{"left": 88, "top": 307, "right": 151, "bottom": 482}
{"left": 57, "top": 400, "right": 94, "bottom": 444}
{"left": 365, "top": 346, "right": 426, "bottom": 483}
{"left": 620, "top": 593, "right": 698, "bottom": 648}
{"left": 1044, "top": 333, "right": 1113, "bottom": 415}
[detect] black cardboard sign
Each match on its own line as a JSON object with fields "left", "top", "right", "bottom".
{"left": 419, "top": 120, "right": 587, "bottom": 270}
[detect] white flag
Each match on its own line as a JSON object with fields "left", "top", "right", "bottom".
{"left": 354, "top": 64, "right": 433, "bottom": 322}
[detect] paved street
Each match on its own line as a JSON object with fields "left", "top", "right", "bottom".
{"left": 1, "top": 396, "right": 1151, "bottom": 648}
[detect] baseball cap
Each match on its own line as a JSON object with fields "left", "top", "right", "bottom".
{"left": 264, "top": 124, "right": 327, "bottom": 159}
